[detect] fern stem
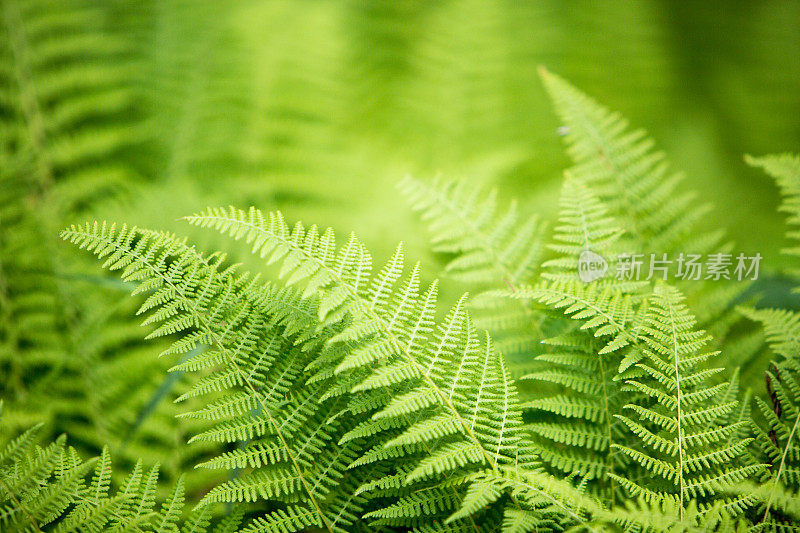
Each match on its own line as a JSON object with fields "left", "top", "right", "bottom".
{"left": 665, "top": 294, "right": 686, "bottom": 519}
{"left": 597, "top": 353, "right": 616, "bottom": 505}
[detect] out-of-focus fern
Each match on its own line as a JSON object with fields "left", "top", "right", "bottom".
{"left": 398, "top": 176, "right": 546, "bottom": 371}
{"left": 0, "top": 0, "right": 129, "bottom": 422}
{"left": 398, "top": 176, "right": 543, "bottom": 292}
{"left": 747, "top": 154, "right": 800, "bottom": 283}
{"left": 0, "top": 0, "right": 209, "bottom": 502}
{"left": 0, "top": 411, "right": 188, "bottom": 532}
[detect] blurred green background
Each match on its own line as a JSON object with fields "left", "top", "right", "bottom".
{"left": 95, "top": 0, "right": 800, "bottom": 270}
{"left": 2, "top": 0, "right": 799, "bottom": 500}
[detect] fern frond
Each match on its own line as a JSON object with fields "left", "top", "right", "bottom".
{"left": 742, "top": 481, "right": 800, "bottom": 533}
{"left": 61, "top": 221, "right": 365, "bottom": 532}
{"left": 744, "top": 156, "right": 800, "bottom": 531}
{"left": 514, "top": 279, "right": 638, "bottom": 355}
{"left": 594, "top": 497, "right": 747, "bottom": 533}
{"left": 611, "top": 283, "right": 761, "bottom": 517}
{"left": 741, "top": 308, "right": 800, "bottom": 367}
{"left": 508, "top": 265, "right": 647, "bottom": 501}
{"left": 398, "top": 175, "right": 543, "bottom": 289}
{"left": 184, "top": 207, "right": 563, "bottom": 527}
{"left": 746, "top": 153, "right": 800, "bottom": 279}
{"left": 540, "top": 68, "right": 753, "bottom": 369}
{"left": 540, "top": 176, "right": 624, "bottom": 283}
{"left": 0, "top": 419, "right": 186, "bottom": 532}
{"left": 743, "top": 307, "right": 800, "bottom": 528}
{"left": 539, "top": 67, "right": 717, "bottom": 256}
{"left": 398, "top": 175, "right": 546, "bottom": 367}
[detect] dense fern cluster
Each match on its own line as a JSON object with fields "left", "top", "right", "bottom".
{"left": 1, "top": 4, "right": 799, "bottom": 530}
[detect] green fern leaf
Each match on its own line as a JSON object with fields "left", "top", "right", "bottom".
{"left": 610, "top": 283, "right": 762, "bottom": 516}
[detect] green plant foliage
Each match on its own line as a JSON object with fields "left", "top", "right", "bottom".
{"left": 1, "top": 3, "right": 799, "bottom": 529}
{"left": 0, "top": 408, "right": 190, "bottom": 532}
{"left": 748, "top": 154, "right": 800, "bottom": 282}
{"left": 0, "top": 0, "right": 220, "bottom": 501}
{"left": 609, "top": 283, "right": 758, "bottom": 513}
{"left": 398, "top": 176, "right": 547, "bottom": 373}
{"left": 48, "top": 73, "right": 799, "bottom": 531}
{"left": 741, "top": 156, "right": 800, "bottom": 532}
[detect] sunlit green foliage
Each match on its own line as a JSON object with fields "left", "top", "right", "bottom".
{"left": 1, "top": 1, "right": 799, "bottom": 532}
